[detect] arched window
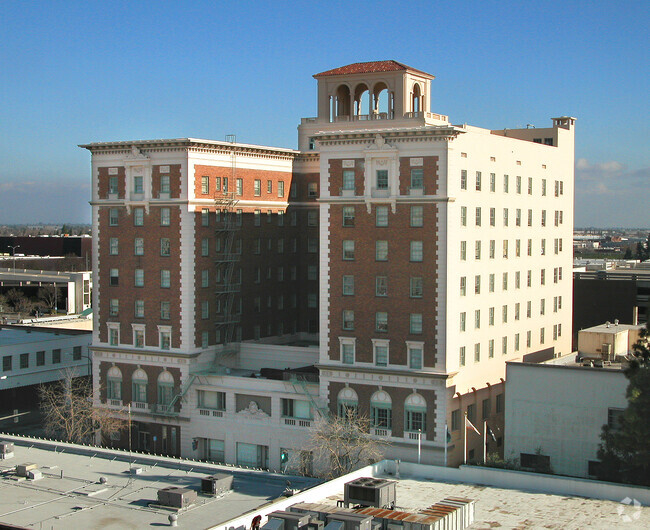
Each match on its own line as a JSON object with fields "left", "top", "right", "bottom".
{"left": 412, "top": 84, "right": 422, "bottom": 114}
{"left": 404, "top": 392, "right": 427, "bottom": 432}
{"left": 372, "top": 82, "right": 390, "bottom": 119}
{"left": 157, "top": 370, "right": 175, "bottom": 407}
{"left": 107, "top": 366, "right": 122, "bottom": 401}
{"left": 131, "top": 368, "right": 148, "bottom": 404}
{"left": 370, "top": 390, "right": 392, "bottom": 429}
{"left": 354, "top": 83, "right": 370, "bottom": 116}
{"left": 337, "top": 387, "right": 358, "bottom": 420}
{"left": 333, "top": 84, "right": 351, "bottom": 121}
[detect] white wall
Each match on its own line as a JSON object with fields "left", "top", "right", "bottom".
{"left": 505, "top": 362, "right": 628, "bottom": 478}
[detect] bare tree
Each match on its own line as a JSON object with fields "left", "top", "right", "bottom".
{"left": 39, "top": 369, "right": 127, "bottom": 445}
{"left": 304, "top": 411, "right": 389, "bottom": 479}
{"left": 5, "top": 288, "right": 33, "bottom": 315}
{"left": 37, "top": 285, "right": 60, "bottom": 313}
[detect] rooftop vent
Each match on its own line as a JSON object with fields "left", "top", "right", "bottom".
{"left": 0, "top": 441, "right": 15, "bottom": 460}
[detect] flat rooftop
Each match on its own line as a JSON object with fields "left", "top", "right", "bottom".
{"left": 0, "top": 436, "right": 318, "bottom": 529}
{"left": 367, "top": 475, "right": 650, "bottom": 529}
{"left": 581, "top": 323, "right": 644, "bottom": 334}
{"left": 0, "top": 326, "right": 89, "bottom": 346}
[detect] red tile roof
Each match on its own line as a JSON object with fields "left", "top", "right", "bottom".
{"left": 314, "top": 60, "right": 433, "bottom": 79}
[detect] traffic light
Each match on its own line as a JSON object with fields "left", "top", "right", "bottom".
{"left": 281, "top": 450, "right": 289, "bottom": 464}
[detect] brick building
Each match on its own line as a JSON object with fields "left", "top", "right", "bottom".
{"left": 82, "top": 60, "right": 574, "bottom": 469}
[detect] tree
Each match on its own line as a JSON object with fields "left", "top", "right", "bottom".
{"left": 624, "top": 247, "right": 633, "bottom": 259}
{"left": 5, "top": 288, "right": 32, "bottom": 315}
{"left": 39, "top": 369, "right": 127, "bottom": 445}
{"left": 37, "top": 285, "right": 60, "bottom": 313}
{"left": 303, "top": 411, "right": 389, "bottom": 479}
{"left": 596, "top": 322, "right": 650, "bottom": 485}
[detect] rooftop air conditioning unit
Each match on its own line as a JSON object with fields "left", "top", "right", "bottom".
{"left": 326, "top": 513, "right": 373, "bottom": 530}
{"left": 344, "top": 477, "right": 396, "bottom": 509}
{"left": 201, "top": 473, "right": 233, "bottom": 496}
{"left": 602, "top": 343, "right": 613, "bottom": 361}
{"left": 0, "top": 442, "right": 14, "bottom": 460}
{"left": 157, "top": 486, "right": 197, "bottom": 508}
{"left": 264, "top": 511, "right": 311, "bottom": 530}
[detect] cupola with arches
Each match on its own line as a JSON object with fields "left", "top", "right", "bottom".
{"left": 313, "top": 60, "right": 435, "bottom": 124}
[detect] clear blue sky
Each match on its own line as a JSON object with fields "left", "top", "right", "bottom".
{"left": 1, "top": 0, "right": 648, "bottom": 227}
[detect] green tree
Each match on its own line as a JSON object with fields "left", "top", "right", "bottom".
{"left": 624, "top": 247, "right": 632, "bottom": 259}
{"left": 596, "top": 322, "right": 650, "bottom": 485}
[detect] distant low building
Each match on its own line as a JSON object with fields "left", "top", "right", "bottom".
{"left": 504, "top": 321, "right": 642, "bottom": 478}
{"left": 0, "top": 325, "right": 92, "bottom": 413}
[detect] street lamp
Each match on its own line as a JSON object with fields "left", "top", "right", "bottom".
{"left": 8, "top": 245, "right": 20, "bottom": 275}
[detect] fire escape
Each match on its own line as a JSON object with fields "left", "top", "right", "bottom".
{"left": 214, "top": 138, "right": 241, "bottom": 359}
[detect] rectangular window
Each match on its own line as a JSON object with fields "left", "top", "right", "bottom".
{"left": 37, "top": 351, "right": 45, "bottom": 366}
{"left": 109, "top": 208, "right": 119, "bottom": 226}
{"left": 516, "top": 208, "right": 521, "bottom": 226}
{"left": 540, "top": 327, "right": 545, "bottom": 344}
{"left": 133, "top": 175, "right": 144, "bottom": 194}
{"left": 222, "top": 177, "right": 228, "bottom": 192}
{"left": 134, "top": 329, "right": 144, "bottom": 348}
{"left": 541, "top": 210, "right": 546, "bottom": 227}
{"left": 503, "top": 240, "right": 509, "bottom": 258}
{"left": 516, "top": 175, "right": 521, "bottom": 194}
{"left": 475, "top": 207, "right": 481, "bottom": 226}
{"left": 474, "top": 309, "right": 481, "bottom": 329}
{"left": 490, "top": 208, "right": 495, "bottom": 226}
{"left": 308, "top": 182, "right": 318, "bottom": 197}
{"left": 161, "top": 174, "right": 170, "bottom": 194}
{"left": 474, "top": 343, "right": 481, "bottom": 362}
{"left": 375, "top": 345, "right": 388, "bottom": 366}
{"left": 201, "top": 269, "right": 209, "bottom": 288}
{"left": 516, "top": 239, "right": 521, "bottom": 257}
{"left": 342, "top": 310, "right": 354, "bottom": 330}
{"left": 375, "top": 276, "right": 388, "bottom": 297}
{"left": 460, "top": 206, "right": 467, "bottom": 226}
{"left": 109, "top": 299, "right": 119, "bottom": 316}
{"left": 490, "top": 172, "right": 496, "bottom": 192}
{"left": 267, "top": 179, "right": 273, "bottom": 194}
{"left": 160, "top": 238, "right": 171, "bottom": 256}
{"left": 201, "top": 175, "right": 209, "bottom": 194}
{"left": 236, "top": 178, "right": 243, "bottom": 196}
{"left": 342, "top": 206, "right": 355, "bottom": 227}
{"left": 451, "top": 409, "right": 460, "bottom": 430}
{"left": 133, "top": 207, "right": 144, "bottom": 226}
{"left": 475, "top": 275, "right": 481, "bottom": 294}
{"left": 411, "top": 168, "right": 424, "bottom": 189}
{"left": 201, "top": 208, "right": 209, "bottom": 227}
{"left": 254, "top": 179, "right": 261, "bottom": 196}
{"left": 342, "top": 275, "right": 354, "bottom": 295}
{"left": 109, "top": 268, "right": 119, "bottom": 286}
{"left": 342, "top": 240, "right": 355, "bottom": 260}
{"left": 475, "top": 240, "right": 481, "bottom": 260}
{"left": 134, "top": 268, "right": 144, "bottom": 287}
{"left": 20, "top": 352, "right": 29, "bottom": 369}
{"left": 489, "top": 273, "right": 495, "bottom": 292}
{"left": 376, "top": 312, "right": 388, "bottom": 332}
{"left": 503, "top": 208, "right": 509, "bottom": 227}
{"left": 460, "top": 276, "right": 466, "bottom": 296}
{"left": 489, "top": 240, "right": 495, "bottom": 259}
{"left": 503, "top": 174, "right": 509, "bottom": 193}
{"left": 160, "top": 301, "right": 170, "bottom": 320}
{"left": 410, "top": 277, "right": 423, "bottom": 298}
{"left": 307, "top": 265, "right": 317, "bottom": 281}
{"left": 460, "top": 241, "right": 466, "bottom": 261}
{"left": 502, "top": 305, "right": 508, "bottom": 323}
{"left": 528, "top": 177, "right": 533, "bottom": 195}
{"left": 376, "top": 170, "right": 388, "bottom": 190}
{"left": 201, "top": 300, "right": 209, "bottom": 319}
{"left": 528, "top": 209, "right": 533, "bottom": 227}
{"left": 201, "top": 238, "right": 209, "bottom": 256}
{"left": 160, "top": 207, "right": 170, "bottom": 226}
{"left": 278, "top": 181, "right": 285, "bottom": 197}
{"left": 475, "top": 171, "right": 482, "bottom": 191}
{"left": 502, "top": 336, "right": 508, "bottom": 355}
{"left": 160, "top": 269, "right": 171, "bottom": 288}
{"left": 109, "top": 237, "right": 119, "bottom": 255}
{"left": 409, "top": 347, "right": 423, "bottom": 370}
{"left": 489, "top": 307, "right": 495, "bottom": 326}
{"left": 460, "top": 170, "right": 467, "bottom": 190}
{"left": 134, "top": 299, "right": 144, "bottom": 318}
{"left": 410, "top": 313, "right": 423, "bottom": 334}
{"left": 376, "top": 240, "right": 388, "bottom": 261}
{"left": 342, "top": 343, "right": 354, "bottom": 365}
{"left": 109, "top": 176, "right": 118, "bottom": 195}
{"left": 542, "top": 179, "right": 547, "bottom": 196}
{"left": 410, "top": 241, "right": 423, "bottom": 262}
{"left": 515, "top": 302, "right": 520, "bottom": 320}
{"left": 410, "top": 205, "right": 423, "bottom": 227}
{"left": 376, "top": 205, "right": 389, "bottom": 227}
{"left": 502, "top": 272, "right": 508, "bottom": 291}
{"left": 342, "top": 170, "right": 355, "bottom": 190}
{"left": 489, "top": 339, "right": 494, "bottom": 358}
{"left": 134, "top": 237, "right": 144, "bottom": 256}
{"left": 460, "top": 312, "right": 466, "bottom": 332}
{"left": 460, "top": 346, "right": 466, "bottom": 366}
